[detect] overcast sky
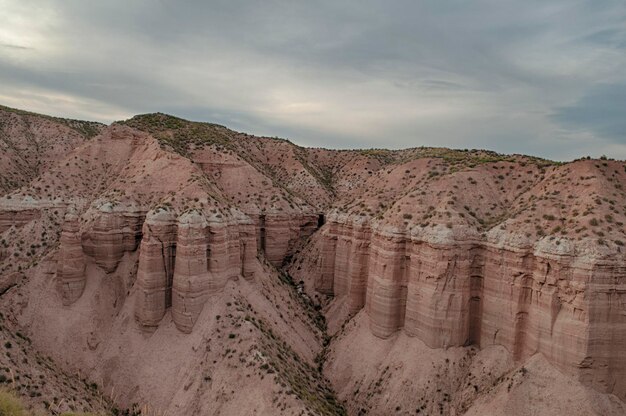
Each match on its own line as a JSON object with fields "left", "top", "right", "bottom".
{"left": 1, "top": 1, "right": 625, "bottom": 160}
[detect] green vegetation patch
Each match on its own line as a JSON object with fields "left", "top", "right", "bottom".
{"left": 251, "top": 318, "right": 346, "bottom": 416}
{"left": 359, "top": 146, "right": 558, "bottom": 168}
{"left": 117, "top": 113, "right": 232, "bottom": 156}
{"left": 0, "top": 104, "right": 104, "bottom": 139}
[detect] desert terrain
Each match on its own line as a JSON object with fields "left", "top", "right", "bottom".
{"left": 0, "top": 104, "right": 625, "bottom": 415}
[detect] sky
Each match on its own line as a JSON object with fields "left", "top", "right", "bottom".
{"left": 1, "top": 1, "right": 625, "bottom": 160}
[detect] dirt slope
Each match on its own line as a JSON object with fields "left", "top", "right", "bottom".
{"left": 0, "top": 105, "right": 624, "bottom": 415}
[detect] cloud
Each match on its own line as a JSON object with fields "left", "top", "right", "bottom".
{"left": 0, "top": 0, "right": 625, "bottom": 160}
{"left": 552, "top": 83, "right": 626, "bottom": 142}
{"left": 0, "top": 43, "right": 31, "bottom": 50}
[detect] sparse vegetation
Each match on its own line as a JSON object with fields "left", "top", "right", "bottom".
{"left": 3, "top": 104, "right": 626, "bottom": 416}
{"left": 117, "top": 113, "right": 234, "bottom": 156}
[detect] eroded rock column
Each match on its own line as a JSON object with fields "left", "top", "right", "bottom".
{"left": 81, "top": 201, "right": 145, "bottom": 273}
{"left": 403, "top": 241, "right": 474, "bottom": 348}
{"left": 366, "top": 232, "right": 408, "bottom": 338}
{"left": 332, "top": 222, "right": 370, "bottom": 315}
{"left": 584, "top": 261, "right": 626, "bottom": 399}
{"left": 56, "top": 210, "right": 86, "bottom": 305}
{"left": 238, "top": 221, "right": 257, "bottom": 280}
{"left": 206, "top": 218, "right": 240, "bottom": 291}
{"left": 262, "top": 213, "right": 319, "bottom": 266}
{"left": 172, "top": 211, "right": 211, "bottom": 333}
{"left": 135, "top": 208, "right": 177, "bottom": 328}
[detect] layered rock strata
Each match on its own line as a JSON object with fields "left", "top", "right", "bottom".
{"left": 257, "top": 213, "right": 320, "bottom": 267}
{"left": 170, "top": 211, "right": 259, "bottom": 332}
{"left": 81, "top": 201, "right": 146, "bottom": 273}
{"left": 58, "top": 205, "right": 319, "bottom": 332}
{"left": 292, "top": 216, "right": 626, "bottom": 398}
{"left": 133, "top": 210, "right": 260, "bottom": 331}
{"left": 170, "top": 211, "right": 212, "bottom": 333}
{"left": 134, "top": 208, "right": 178, "bottom": 327}
{"left": 0, "top": 206, "right": 41, "bottom": 232}
{"left": 56, "top": 210, "right": 87, "bottom": 305}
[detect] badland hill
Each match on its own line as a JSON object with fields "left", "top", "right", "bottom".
{"left": 1, "top": 105, "right": 625, "bottom": 415}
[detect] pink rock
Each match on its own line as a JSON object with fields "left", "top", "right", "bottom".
{"left": 171, "top": 210, "right": 211, "bottom": 333}
{"left": 56, "top": 209, "right": 86, "bottom": 305}
{"left": 135, "top": 207, "right": 177, "bottom": 328}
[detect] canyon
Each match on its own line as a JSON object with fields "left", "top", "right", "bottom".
{"left": 0, "top": 105, "right": 625, "bottom": 415}
{"left": 291, "top": 215, "right": 626, "bottom": 406}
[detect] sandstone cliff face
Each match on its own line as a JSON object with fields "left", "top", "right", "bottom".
{"left": 0, "top": 206, "right": 41, "bottom": 233}
{"left": 4, "top": 108, "right": 625, "bottom": 413}
{"left": 170, "top": 211, "right": 212, "bottom": 333}
{"left": 325, "top": 219, "right": 371, "bottom": 315}
{"left": 81, "top": 201, "right": 146, "bottom": 273}
{"left": 170, "top": 211, "right": 260, "bottom": 332}
{"left": 130, "top": 209, "right": 326, "bottom": 333}
{"left": 290, "top": 215, "right": 626, "bottom": 398}
{"left": 56, "top": 201, "right": 324, "bottom": 333}
{"left": 132, "top": 208, "right": 261, "bottom": 331}
{"left": 134, "top": 207, "right": 178, "bottom": 327}
{"left": 257, "top": 213, "right": 320, "bottom": 267}
{"left": 56, "top": 210, "right": 86, "bottom": 305}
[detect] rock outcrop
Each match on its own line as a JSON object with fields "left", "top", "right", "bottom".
{"left": 0, "top": 200, "right": 42, "bottom": 232}
{"left": 257, "top": 213, "right": 320, "bottom": 267}
{"left": 56, "top": 210, "right": 86, "bottom": 305}
{"left": 81, "top": 201, "right": 146, "bottom": 273}
{"left": 291, "top": 215, "right": 626, "bottom": 399}
{"left": 134, "top": 207, "right": 178, "bottom": 327}
{"left": 56, "top": 204, "right": 318, "bottom": 330}
{"left": 4, "top": 107, "right": 625, "bottom": 412}
{"left": 134, "top": 209, "right": 260, "bottom": 332}
{"left": 171, "top": 211, "right": 212, "bottom": 333}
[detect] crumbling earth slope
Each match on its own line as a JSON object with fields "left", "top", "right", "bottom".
{"left": 0, "top": 106, "right": 624, "bottom": 415}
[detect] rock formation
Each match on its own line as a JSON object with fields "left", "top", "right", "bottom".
{"left": 81, "top": 201, "right": 146, "bottom": 273}
{"left": 134, "top": 208, "right": 261, "bottom": 331}
{"left": 56, "top": 209, "right": 86, "bottom": 305}
{"left": 291, "top": 216, "right": 626, "bottom": 399}
{"left": 258, "top": 213, "right": 320, "bottom": 266}
{"left": 2, "top": 107, "right": 625, "bottom": 414}
{"left": 170, "top": 211, "right": 264, "bottom": 332}
{"left": 61, "top": 202, "right": 319, "bottom": 332}
{"left": 134, "top": 207, "right": 178, "bottom": 328}
{"left": 171, "top": 210, "right": 211, "bottom": 333}
{"left": 0, "top": 204, "right": 41, "bottom": 232}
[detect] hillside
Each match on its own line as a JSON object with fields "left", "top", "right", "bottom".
{"left": 0, "top": 105, "right": 624, "bottom": 415}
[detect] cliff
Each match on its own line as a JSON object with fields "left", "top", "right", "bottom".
{"left": 134, "top": 207, "right": 178, "bottom": 327}
{"left": 57, "top": 203, "right": 318, "bottom": 333}
{"left": 81, "top": 201, "right": 146, "bottom": 273}
{"left": 290, "top": 215, "right": 626, "bottom": 398}
{"left": 1, "top": 107, "right": 625, "bottom": 414}
{"left": 56, "top": 209, "right": 86, "bottom": 305}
